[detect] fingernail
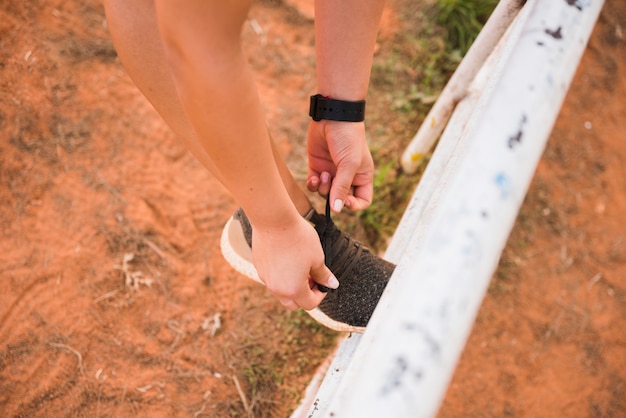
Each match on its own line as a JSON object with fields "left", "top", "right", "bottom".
{"left": 320, "top": 172, "right": 330, "bottom": 184}
{"left": 333, "top": 199, "right": 343, "bottom": 212}
{"left": 327, "top": 274, "right": 340, "bottom": 289}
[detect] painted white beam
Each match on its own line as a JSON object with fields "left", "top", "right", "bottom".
{"left": 296, "top": 0, "right": 605, "bottom": 416}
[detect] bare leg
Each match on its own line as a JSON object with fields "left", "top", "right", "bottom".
{"left": 103, "top": 0, "right": 312, "bottom": 216}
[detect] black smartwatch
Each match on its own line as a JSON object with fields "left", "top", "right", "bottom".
{"left": 309, "top": 94, "right": 366, "bottom": 122}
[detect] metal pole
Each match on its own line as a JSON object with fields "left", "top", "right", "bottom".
{"left": 321, "top": 0, "right": 604, "bottom": 416}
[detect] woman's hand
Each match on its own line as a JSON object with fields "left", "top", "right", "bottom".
{"left": 251, "top": 216, "right": 339, "bottom": 310}
{"left": 306, "top": 120, "right": 374, "bottom": 213}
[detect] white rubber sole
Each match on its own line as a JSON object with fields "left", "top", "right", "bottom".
{"left": 220, "top": 215, "right": 365, "bottom": 334}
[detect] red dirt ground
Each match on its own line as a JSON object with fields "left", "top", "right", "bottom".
{"left": 1, "top": 0, "right": 624, "bottom": 417}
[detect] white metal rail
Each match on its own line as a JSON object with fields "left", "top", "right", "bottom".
{"left": 293, "top": 0, "right": 605, "bottom": 416}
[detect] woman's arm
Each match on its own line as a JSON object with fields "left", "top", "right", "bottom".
{"left": 307, "top": 0, "right": 386, "bottom": 212}
{"left": 153, "top": 0, "right": 335, "bottom": 310}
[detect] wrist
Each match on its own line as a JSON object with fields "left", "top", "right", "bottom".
{"left": 246, "top": 203, "right": 302, "bottom": 234}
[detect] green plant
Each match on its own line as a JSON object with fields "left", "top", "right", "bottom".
{"left": 355, "top": 5, "right": 457, "bottom": 252}
{"left": 434, "top": 0, "right": 499, "bottom": 54}
{"left": 357, "top": 155, "right": 427, "bottom": 250}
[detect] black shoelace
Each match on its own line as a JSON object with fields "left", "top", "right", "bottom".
{"left": 318, "top": 198, "right": 364, "bottom": 293}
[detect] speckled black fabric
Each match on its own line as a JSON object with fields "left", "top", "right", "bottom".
{"left": 233, "top": 203, "right": 395, "bottom": 328}
{"left": 309, "top": 205, "right": 395, "bottom": 327}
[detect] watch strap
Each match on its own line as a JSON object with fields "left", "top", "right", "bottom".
{"left": 309, "top": 94, "right": 366, "bottom": 122}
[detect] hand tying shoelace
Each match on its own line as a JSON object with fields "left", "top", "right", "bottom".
{"left": 221, "top": 199, "right": 396, "bottom": 332}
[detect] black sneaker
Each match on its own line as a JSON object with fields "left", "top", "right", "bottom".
{"left": 220, "top": 200, "right": 395, "bottom": 333}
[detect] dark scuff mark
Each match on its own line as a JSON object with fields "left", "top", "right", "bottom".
{"left": 537, "top": 41, "right": 545, "bottom": 46}
{"left": 380, "top": 355, "right": 425, "bottom": 396}
{"left": 565, "top": 0, "right": 583, "bottom": 11}
{"left": 508, "top": 114, "right": 528, "bottom": 149}
{"left": 380, "top": 356, "right": 409, "bottom": 395}
{"left": 402, "top": 322, "right": 441, "bottom": 358}
{"left": 379, "top": 322, "right": 445, "bottom": 396}
{"left": 509, "top": 130, "right": 523, "bottom": 149}
{"left": 545, "top": 26, "right": 563, "bottom": 39}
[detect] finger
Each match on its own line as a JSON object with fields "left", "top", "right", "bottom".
{"left": 344, "top": 184, "right": 373, "bottom": 211}
{"left": 317, "top": 171, "right": 332, "bottom": 197}
{"left": 278, "top": 298, "right": 299, "bottom": 311}
{"left": 287, "top": 262, "right": 331, "bottom": 311}
{"left": 309, "top": 261, "right": 338, "bottom": 290}
{"left": 309, "top": 273, "right": 340, "bottom": 292}
{"left": 295, "top": 290, "right": 326, "bottom": 311}
{"left": 329, "top": 166, "right": 357, "bottom": 213}
{"left": 306, "top": 175, "right": 320, "bottom": 192}
{"left": 276, "top": 283, "right": 325, "bottom": 311}
{"left": 325, "top": 273, "right": 340, "bottom": 290}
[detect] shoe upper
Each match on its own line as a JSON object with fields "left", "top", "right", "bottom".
{"left": 309, "top": 206, "right": 395, "bottom": 327}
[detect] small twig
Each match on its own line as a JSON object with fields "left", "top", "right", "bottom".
{"left": 142, "top": 237, "right": 165, "bottom": 259}
{"left": 95, "top": 174, "right": 126, "bottom": 202}
{"left": 588, "top": 272, "right": 602, "bottom": 290}
{"left": 193, "top": 402, "right": 207, "bottom": 418}
{"left": 136, "top": 384, "right": 153, "bottom": 393}
{"left": 193, "top": 391, "right": 212, "bottom": 418}
{"left": 49, "top": 342, "right": 84, "bottom": 375}
{"left": 232, "top": 375, "right": 252, "bottom": 418}
{"left": 167, "top": 320, "right": 185, "bottom": 349}
{"left": 172, "top": 370, "right": 221, "bottom": 380}
{"left": 94, "top": 289, "right": 120, "bottom": 303}
{"left": 136, "top": 381, "right": 165, "bottom": 393}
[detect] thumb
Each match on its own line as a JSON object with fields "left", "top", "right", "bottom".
{"left": 329, "top": 164, "right": 357, "bottom": 213}
{"left": 310, "top": 262, "right": 339, "bottom": 292}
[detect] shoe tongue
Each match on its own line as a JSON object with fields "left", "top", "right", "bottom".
{"left": 235, "top": 208, "right": 253, "bottom": 247}
{"left": 308, "top": 209, "right": 328, "bottom": 237}
{"left": 305, "top": 202, "right": 338, "bottom": 267}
